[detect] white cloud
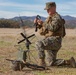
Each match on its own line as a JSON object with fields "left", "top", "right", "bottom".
{"left": 0, "top": 10, "right": 48, "bottom": 18}
{"left": 0, "top": 11, "right": 18, "bottom": 18}
{"left": 68, "top": 1, "right": 76, "bottom": 6}
{"left": 0, "top": 0, "right": 76, "bottom": 18}
{"left": 20, "top": 11, "right": 48, "bottom": 17}
{"left": 0, "top": 1, "right": 47, "bottom": 18}
{"left": 0, "top": 1, "right": 45, "bottom": 13}
{"left": 56, "top": 1, "right": 76, "bottom": 16}
{"left": 0, "top": 2, "right": 44, "bottom": 9}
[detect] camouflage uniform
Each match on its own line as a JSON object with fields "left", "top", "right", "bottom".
{"left": 35, "top": 12, "right": 65, "bottom": 66}
{"left": 35, "top": 2, "right": 76, "bottom": 67}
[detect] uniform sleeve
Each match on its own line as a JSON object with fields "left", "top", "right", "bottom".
{"left": 39, "top": 27, "right": 48, "bottom": 35}
{"left": 46, "top": 16, "right": 61, "bottom": 32}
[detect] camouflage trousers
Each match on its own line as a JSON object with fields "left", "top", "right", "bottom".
{"left": 35, "top": 36, "right": 62, "bottom": 65}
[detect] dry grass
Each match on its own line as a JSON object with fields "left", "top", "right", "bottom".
{"left": 0, "top": 28, "right": 76, "bottom": 75}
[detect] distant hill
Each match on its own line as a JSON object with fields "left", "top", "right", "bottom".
{"left": 62, "top": 15, "right": 76, "bottom": 28}
{"left": 62, "top": 15, "right": 76, "bottom": 20}
{"left": 11, "top": 15, "right": 76, "bottom": 29}
{"left": 11, "top": 16, "right": 46, "bottom": 21}
{"left": 0, "top": 15, "right": 76, "bottom": 28}
{"left": 11, "top": 15, "right": 76, "bottom": 21}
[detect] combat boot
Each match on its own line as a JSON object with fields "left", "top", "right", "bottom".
{"left": 39, "top": 59, "right": 46, "bottom": 67}
{"left": 53, "top": 59, "right": 65, "bottom": 66}
{"left": 65, "top": 57, "right": 76, "bottom": 68}
{"left": 22, "top": 60, "right": 26, "bottom": 64}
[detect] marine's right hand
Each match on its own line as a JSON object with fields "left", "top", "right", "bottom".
{"left": 34, "top": 18, "right": 37, "bottom": 24}
{"left": 34, "top": 18, "right": 43, "bottom": 25}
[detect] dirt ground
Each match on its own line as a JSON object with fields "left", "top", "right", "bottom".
{"left": 0, "top": 28, "right": 76, "bottom": 75}
{"left": 0, "top": 28, "right": 76, "bottom": 37}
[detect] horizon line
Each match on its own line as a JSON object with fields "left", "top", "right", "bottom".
{"left": 0, "top": 15, "right": 76, "bottom": 19}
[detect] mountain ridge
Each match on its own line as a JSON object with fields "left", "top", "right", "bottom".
{"left": 11, "top": 15, "right": 76, "bottom": 21}
{"left": 0, "top": 15, "right": 76, "bottom": 29}
{"left": 11, "top": 15, "right": 76, "bottom": 29}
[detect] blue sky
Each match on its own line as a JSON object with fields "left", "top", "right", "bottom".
{"left": 0, "top": 0, "right": 76, "bottom": 18}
